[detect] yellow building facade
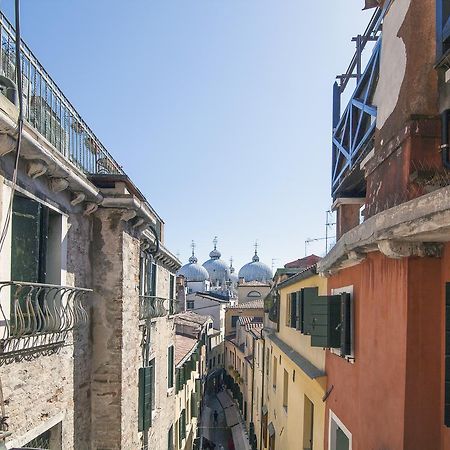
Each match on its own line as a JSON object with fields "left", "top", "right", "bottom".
{"left": 262, "top": 265, "right": 327, "bottom": 450}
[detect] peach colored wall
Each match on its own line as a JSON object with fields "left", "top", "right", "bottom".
{"left": 325, "top": 251, "right": 447, "bottom": 450}
{"left": 325, "top": 252, "right": 408, "bottom": 450}
{"left": 442, "top": 243, "right": 450, "bottom": 450}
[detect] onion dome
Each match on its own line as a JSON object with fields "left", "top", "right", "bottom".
{"left": 238, "top": 247, "right": 273, "bottom": 283}
{"left": 202, "top": 238, "right": 230, "bottom": 284}
{"left": 177, "top": 244, "right": 209, "bottom": 282}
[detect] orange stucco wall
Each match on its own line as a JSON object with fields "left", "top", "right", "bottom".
{"left": 325, "top": 250, "right": 447, "bottom": 450}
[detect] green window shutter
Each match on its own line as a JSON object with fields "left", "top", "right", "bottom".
{"left": 340, "top": 293, "right": 352, "bottom": 356}
{"left": 151, "top": 262, "right": 157, "bottom": 296}
{"left": 168, "top": 346, "right": 174, "bottom": 388}
{"left": 302, "top": 287, "right": 319, "bottom": 334}
{"left": 191, "top": 391, "right": 198, "bottom": 418}
{"left": 290, "top": 293, "right": 297, "bottom": 328}
{"left": 138, "top": 366, "right": 153, "bottom": 431}
{"left": 310, "top": 295, "right": 341, "bottom": 348}
{"left": 295, "top": 291, "right": 302, "bottom": 330}
{"left": 11, "top": 195, "right": 48, "bottom": 283}
{"left": 175, "top": 368, "right": 180, "bottom": 392}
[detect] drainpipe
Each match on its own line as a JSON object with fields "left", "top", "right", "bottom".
{"left": 441, "top": 110, "right": 450, "bottom": 169}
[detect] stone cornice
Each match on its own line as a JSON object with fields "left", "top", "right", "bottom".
{"left": 318, "top": 185, "right": 450, "bottom": 275}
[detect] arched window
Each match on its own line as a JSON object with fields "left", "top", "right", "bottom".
{"left": 247, "top": 291, "right": 261, "bottom": 298}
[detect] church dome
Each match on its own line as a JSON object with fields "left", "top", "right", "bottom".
{"left": 203, "top": 238, "right": 230, "bottom": 284}
{"left": 238, "top": 249, "right": 273, "bottom": 283}
{"left": 177, "top": 248, "right": 209, "bottom": 282}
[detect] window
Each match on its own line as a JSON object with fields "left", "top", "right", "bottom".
{"left": 169, "top": 274, "right": 175, "bottom": 315}
{"left": 287, "top": 292, "right": 298, "bottom": 328}
{"left": 437, "top": 0, "right": 450, "bottom": 58}
{"left": 329, "top": 411, "right": 351, "bottom": 450}
{"left": 168, "top": 346, "right": 174, "bottom": 389}
{"left": 266, "top": 348, "right": 270, "bottom": 375}
{"left": 24, "top": 422, "right": 62, "bottom": 449}
{"left": 283, "top": 369, "right": 288, "bottom": 411}
{"left": 140, "top": 253, "right": 157, "bottom": 297}
{"left": 179, "top": 409, "right": 186, "bottom": 446}
{"left": 231, "top": 315, "right": 239, "bottom": 328}
{"left": 300, "top": 287, "right": 354, "bottom": 358}
{"left": 303, "top": 396, "right": 314, "bottom": 450}
{"left": 168, "top": 424, "right": 174, "bottom": 450}
{"left": 247, "top": 290, "right": 261, "bottom": 298}
{"left": 272, "top": 356, "right": 277, "bottom": 389}
{"left": 11, "top": 195, "right": 62, "bottom": 284}
{"left": 138, "top": 359, "right": 155, "bottom": 432}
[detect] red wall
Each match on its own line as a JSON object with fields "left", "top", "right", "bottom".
{"left": 325, "top": 251, "right": 445, "bottom": 450}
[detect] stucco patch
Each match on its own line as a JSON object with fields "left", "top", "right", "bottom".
{"left": 374, "top": 0, "right": 411, "bottom": 129}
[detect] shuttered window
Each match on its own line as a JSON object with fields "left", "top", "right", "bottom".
{"left": 302, "top": 287, "right": 319, "bottom": 334}
{"left": 11, "top": 195, "right": 49, "bottom": 283}
{"left": 289, "top": 292, "right": 297, "bottom": 328}
{"left": 168, "top": 345, "right": 174, "bottom": 388}
{"left": 340, "top": 293, "right": 352, "bottom": 356}
{"left": 445, "top": 283, "right": 450, "bottom": 426}
{"left": 138, "top": 361, "right": 155, "bottom": 431}
{"left": 191, "top": 390, "right": 199, "bottom": 418}
{"left": 168, "top": 424, "right": 174, "bottom": 450}
{"left": 310, "top": 295, "right": 341, "bottom": 349}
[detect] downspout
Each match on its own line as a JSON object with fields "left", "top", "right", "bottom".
{"left": 441, "top": 109, "right": 450, "bottom": 169}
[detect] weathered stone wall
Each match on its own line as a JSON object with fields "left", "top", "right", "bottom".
{"left": 67, "top": 212, "right": 93, "bottom": 449}
{"left": 147, "top": 264, "right": 176, "bottom": 450}
{"left": 1, "top": 189, "right": 92, "bottom": 449}
{"left": 2, "top": 345, "right": 75, "bottom": 448}
{"left": 120, "top": 227, "right": 141, "bottom": 450}
{"left": 90, "top": 208, "right": 125, "bottom": 449}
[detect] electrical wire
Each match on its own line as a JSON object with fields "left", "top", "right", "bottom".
{"left": 0, "top": 0, "right": 24, "bottom": 253}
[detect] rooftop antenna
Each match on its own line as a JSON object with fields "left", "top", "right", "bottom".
{"left": 271, "top": 258, "right": 278, "bottom": 271}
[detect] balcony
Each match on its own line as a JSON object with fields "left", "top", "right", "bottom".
{"left": 0, "top": 12, "right": 122, "bottom": 176}
{"left": 331, "top": 4, "right": 390, "bottom": 199}
{"left": 0, "top": 281, "right": 90, "bottom": 364}
{"left": 139, "top": 295, "right": 173, "bottom": 320}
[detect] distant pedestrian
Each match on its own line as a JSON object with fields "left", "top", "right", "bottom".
{"left": 213, "top": 409, "right": 218, "bottom": 425}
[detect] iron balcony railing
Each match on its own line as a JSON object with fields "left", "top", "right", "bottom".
{"left": 0, "top": 11, "right": 123, "bottom": 175}
{"left": 139, "top": 295, "right": 174, "bottom": 320}
{"left": 331, "top": 1, "right": 392, "bottom": 199}
{"left": 0, "top": 281, "right": 90, "bottom": 364}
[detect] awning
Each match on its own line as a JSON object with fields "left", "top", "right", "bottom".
{"left": 262, "top": 405, "right": 268, "bottom": 415}
{"left": 268, "top": 422, "right": 275, "bottom": 437}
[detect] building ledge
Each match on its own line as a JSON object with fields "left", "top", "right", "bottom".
{"left": 318, "top": 185, "right": 450, "bottom": 275}
{"left": 266, "top": 333, "right": 325, "bottom": 380}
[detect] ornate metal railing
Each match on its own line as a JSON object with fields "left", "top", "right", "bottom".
{"left": 139, "top": 295, "right": 171, "bottom": 320}
{"left": 0, "top": 12, "right": 123, "bottom": 175}
{"left": 0, "top": 281, "right": 91, "bottom": 363}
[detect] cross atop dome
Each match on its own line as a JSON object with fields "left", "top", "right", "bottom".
{"left": 189, "top": 240, "right": 198, "bottom": 264}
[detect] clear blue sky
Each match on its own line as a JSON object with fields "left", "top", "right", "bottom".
{"left": 2, "top": 1, "right": 372, "bottom": 271}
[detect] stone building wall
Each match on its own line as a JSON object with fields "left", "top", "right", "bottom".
{"left": 147, "top": 263, "right": 176, "bottom": 450}
{"left": 120, "top": 228, "right": 141, "bottom": 449}
{"left": 0, "top": 173, "right": 93, "bottom": 448}
{"left": 90, "top": 208, "right": 126, "bottom": 449}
